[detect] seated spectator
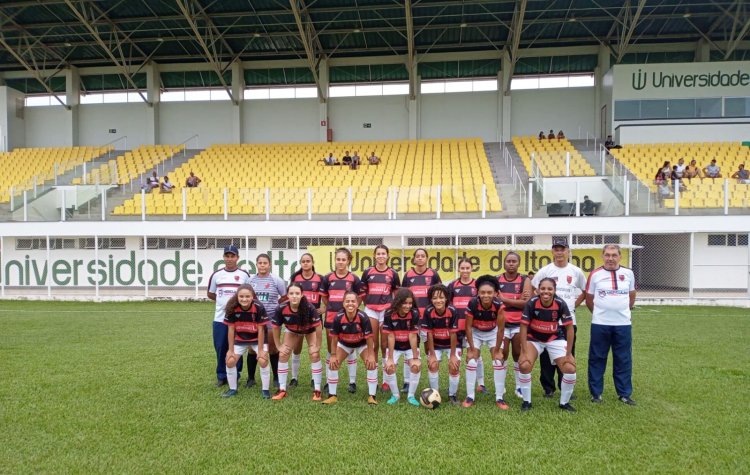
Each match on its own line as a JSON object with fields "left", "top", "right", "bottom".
{"left": 538, "top": 131, "right": 545, "bottom": 140}
{"left": 703, "top": 159, "right": 722, "bottom": 179}
{"left": 654, "top": 165, "right": 668, "bottom": 185}
{"left": 350, "top": 151, "right": 360, "bottom": 170}
{"left": 581, "top": 195, "right": 595, "bottom": 216}
{"left": 342, "top": 150, "right": 352, "bottom": 165}
{"left": 604, "top": 135, "right": 622, "bottom": 151}
{"left": 324, "top": 153, "right": 339, "bottom": 166}
{"left": 160, "top": 176, "right": 174, "bottom": 193}
{"left": 671, "top": 166, "right": 687, "bottom": 192}
{"left": 684, "top": 160, "right": 702, "bottom": 180}
{"left": 556, "top": 130, "right": 565, "bottom": 140}
{"left": 674, "top": 158, "right": 686, "bottom": 179}
{"left": 731, "top": 164, "right": 749, "bottom": 184}
{"left": 144, "top": 171, "right": 160, "bottom": 192}
{"left": 547, "top": 129, "right": 555, "bottom": 140}
{"left": 368, "top": 151, "right": 380, "bottom": 165}
{"left": 185, "top": 171, "right": 201, "bottom": 188}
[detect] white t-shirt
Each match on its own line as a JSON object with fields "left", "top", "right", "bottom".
{"left": 586, "top": 266, "right": 636, "bottom": 326}
{"left": 208, "top": 267, "right": 251, "bottom": 322}
{"left": 531, "top": 262, "right": 586, "bottom": 324}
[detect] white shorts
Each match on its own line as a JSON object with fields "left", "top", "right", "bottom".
{"left": 504, "top": 325, "right": 521, "bottom": 340}
{"left": 433, "top": 348, "right": 461, "bottom": 361}
{"left": 364, "top": 308, "right": 386, "bottom": 324}
{"left": 419, "top": 329, "right": 428, "bottom": 343}
{"left": 471, "top": 328, "right": 500, "bottom": 350}
{"left": 529, "top": 339, "right": 568, "bottom": 365}
{"left": 337, "top": 342, "right": 368, "bottom": 357}
{"left": 386, "top": 348, "right": 419, "bottom": 363}
{"left": 234, "top": 343, "right": 268, "bottom": 355}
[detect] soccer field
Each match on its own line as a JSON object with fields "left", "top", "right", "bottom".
{"left": 0, "top": 301, "right": 747, "bottom": 474}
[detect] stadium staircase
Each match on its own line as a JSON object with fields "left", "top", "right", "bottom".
{"left": 484, "top": 142, "right": 530, "bottom": 216}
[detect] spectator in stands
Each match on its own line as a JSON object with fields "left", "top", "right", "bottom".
{"left": 703, "top": 159, "right": 722, "bottom": 179}
{"left": 185, "top": 171, "right": 201, "bottom": 188}
{"left": 684, "top": 160, "right": 702, "bottom": 180}
{"left": 144, "top": 171, "right": 160, "bottom": 192}
{"left": 538, "top": 131, "right": 545, "bottom": 140}
{"left": 556, "top": 130, "right": 565, "bottom": 140}
{"left": 604, "top": 135, "right": 622, "bottom": 152}
{"left": 160, "top": 176, "right": 174, "bottom": 193}
{"left": 671, "top": 166, "right": 687, "bottom": 192}
{"left": 654, "top": 161, "right": 670, "bottom": 184}
{"left": 368, "top": 152, "right": 380, "bottom": 165}
{"left": 731, "top": 164, "right": 749, "bottom": 184}
{"left": 351, "top": 151, "right": 360, "bottom": 170}
{"left": 581, "top": 195, "right": 596, "bottom": 216}
{"left": 674, "top": 158, "right": 686, "bottom": 179}
{"left": 547, "top": 129, "right": 555, "bottom": 140}
{"left": 342, "top": 150, "right": 352, "bottom": 165}
{"left": 324, "top": 153, "right": 339, "bottom": 166}
{"left": 657, "top": 180, "right": 672, "bottom": 207}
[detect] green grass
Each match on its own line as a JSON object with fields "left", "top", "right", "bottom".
{"left": 0, "top": 302, "right": 748, "bottom": 474}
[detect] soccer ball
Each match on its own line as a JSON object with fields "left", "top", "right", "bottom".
{"left": 419, "top": 388, "right": 441, "bottom": 409}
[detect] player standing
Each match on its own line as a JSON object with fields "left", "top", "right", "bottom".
{"left": 290, "top": 253, "right": 324, "bottom": 388}
{"left": 497, "top": 252, "right": 532, "bottom": 398}
{"left": 422, "top": 284, "right": 461, "bottom": 404}
{"left": 448, "top": 258, "right": 485, "bottom": 393}
{"left": 382, "top": 288, "right": 422, "bottom": 406}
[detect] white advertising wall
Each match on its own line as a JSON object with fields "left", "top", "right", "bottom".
{"left": 510, "top": 87, "right": 596, "bottom": 138}
{"left": 617, "top": 121, "right": 750, "bottom": 144}
{"left": 78, "top": 103, "right": 149, "bottom": 147}
{"left": 244, "top": 98, "right": 319, "bottom": 143}
{"left": 329, "top": 95, "right": 409, "bottom": 141}
{"left": 420, "top": 91, "right": 499, "bottom": 141}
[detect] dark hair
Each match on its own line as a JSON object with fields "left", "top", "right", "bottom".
{"left": 224, "top": 285, "right": 256, "bottom": 317}
{"left": 287, "top": 282, "right": 313, "bottom": 328}
{"left": 428, "top": 284, "right": 451, "bottom": 304}
{"left": 504, "top": 252, "right": 521, "bottom": 263}
{"left": 413, "top": 248, "right": 428, "bottom": 259}
{"left": 457, "top": 257, "right": 473, "bottom": 268}
{"left": 335, "top": 247, "right": 352, "bottom": 262}
{"left": 538, "top": 277, "right": 557, "bottom": 289}
{"left": 290, "top": 253, "right": 316, "bottom": 281}
{"left": 475, "top": 274, "right": 500, "bottom": 292}
{"left": 342, "top": 289, "right": 360, "bottom": 313}
{"left": 389, "top": 287, "right": 416, "bottom": 315}
{"left": 374, "top": 244, "right": 389, "bottom": 255}
{"left": 256, "top": 253, "right": 271, "bottom": 263}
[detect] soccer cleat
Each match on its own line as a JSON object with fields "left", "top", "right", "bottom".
{"left": 559, "top": 403, "right": 577, "bottom": 413}
{"left": 462, "top": 397, "right": 475, "bottom": 408}
{"left": 495, "top": 399, "right": 510, "bottom": 410}
{"left": 322, "top": 395, "right": 338, "bottom": 405}
{"left": 381, "top": 382, "right": 390, "bottom": 392}
{"left": 312, "top": 391, "right": 322, "bottom": 401}
{"left": 400, "top": 382, "right": 409, "bottom": 393}
{"left": 514, "top": 388, "right": 523, "bottom": 399}
{"left": 543, "top": 391, "right": 555, "bottom": 399}
{"left": 245, "top": 379, "right": 256, "bottom": 388}
{"left": 368, "top": 395, "right": 378, "bottom": 405}
{"left": 591, "top": 395, "right": 603, "bottom": 404}
{"left": 477, "top": 385, "right": 488, "bottom": 394}
{"left": 215, "top": 379, "right": 228, "bottom": 388}
{"left": 386, "top": 395, "right": 400, "bottom": 405}
{"left": 618, "top": 396, "right": 637, "bottom": 406}
{"left": 407, "top": 396, "right": 420, "bottom": 407}
{"left": 271, "top": 390, "right": 288, "bottom": 401}
{"left": 288, "top": 378, "right": 298, "bottom": 388}
{"left": 348, "top": 383, "right": 357, "bottom": 393}
{"left": 449, "top": 395, "right": 460, "bottom": 405}
{"left": 520, "top": 401, "right": 532, "bottom": 412}
{"left": 221, "top": 389, "right": 237, "bottom": 398}
{"left": 261, "top": 390, "right": 271, "bottom": 399}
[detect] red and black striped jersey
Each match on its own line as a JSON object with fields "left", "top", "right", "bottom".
{"left": 360, "top": 266, "right": 401, "bottom": 311}
{"left": 402, "top": 268, "right": 442, "bottom": 313}
{"left": 291, "top": 272, "right": 324, "bottom": 305}
{"left": 498, "top": 273, "right": 527, "bottom": 325}
{"left": 272, "top": 301, "right": 321, "bottom": 334}
{"left": 223, "top": 301, "right": 269, "bottom": 344}
{"left": 447, "top": 279, "right": 477, "bottom": 333}
{"left": 521, "top": 296, "right": 572, "bottom": 343}
{"left": 421, "top": 305, "right": 459, "bottom": 350}
{"left": 382, "top": 307, "right": 420, "bottom": 351}
{"left": 331, "top": 311, "right": 372, "bottom": 348}
{"left": 466, "top": 297, "right": 503, "bottom": 332}
{"left": 321, "top": 271, "right": 364, "bottom": 321}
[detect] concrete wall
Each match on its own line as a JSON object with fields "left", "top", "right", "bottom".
{"left": 692, "top": 233, "right": 749, "bottom": 290}
{"left": 159, "top": 102, "right": 234, "bottom": 147}
{"left": 243, "top": 99, "right": 318, "bottom": 143}
{"left": 78, "top": 103, "right": 149, "bottom": 147}
{"left": 420, "top": 91, "right": 499, "bottom": 141}
{"left": 329, "top": 95, "right": 409, "bottom": 141}
{"left": 24, "top": 106, "right": 70, "bottom": 147}
{"left": 510, "top": 87, "right": 596, "bottom": 138}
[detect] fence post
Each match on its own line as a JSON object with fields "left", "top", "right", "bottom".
{"left": 141, "top": 189, "right": 146, "bottom": 221}
{"left": 83, "top": 162, "right": 87, "bottom": 184}
{"left": 674, "top": 182, "right": 680, "bottom": 216}
{"left": 393, "top": 188, "right": 398, "bottom": 220}
{"left": 46, "top": 235, "right": 51, "bottom": 297}
{"left": 101, "top": 188, "right": 106, "bottom": 221}
{"left": 624, "top": 180, "right": 630, "bottom": 216}
{"left": 23, "top": 191, "right": 27, "bottom": 222}
{"left": 94, "top": 235, "right": 99, "bottom": 299}
{"left": 143, "top": 235, "right": 148, "bottom": 298}
{"left": 61, "top": 189, "right": 66, "bottom": 222}
{"left": 54, "top": 164, "right": 58, "bottom": 185}
{"left": 575, "top": 181, "right": 581, "bottom": 216}
{"left": 566, "top": 152, "right": 571, "bottom": 177}
{"left": 194, "top": 235, "right": 199, "bottom": 298}
{"left": 33, "top": 176, "right": 37, "bottom": 198}
{"left": 10, "top": 186, "right": 14, "bottom": 211}
{"left": 527, "top": 182, "right": 533, "bottom": 218}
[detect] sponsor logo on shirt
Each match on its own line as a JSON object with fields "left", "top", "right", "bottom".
{"left": 566, "top": 275, "right": 572, "bottom": 284}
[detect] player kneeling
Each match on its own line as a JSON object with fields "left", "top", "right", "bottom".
{"left": 518, "top": 278, "right": 577, "bottom": 412}
{"left": 222, "top": 285, "right": 271, "bottom": 399}
{"left": 323, "top": 291, "right": 378, "bottom": 405}
{"left": 422, "top": 285, "right": 461, "bottom": 405}
{"left": 382, "top": 288, "right": 422, "bottom": 406}
{"left": 271, "top": 283, "right": 324, "bottom": 401}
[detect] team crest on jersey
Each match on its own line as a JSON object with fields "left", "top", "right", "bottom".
{"left": 410, "top": 278, "right": 415, "bottom": 283}
{"left": 598, "top": 290, "right": 606, "bottom": 298}
{"left": 265, "top": 283, "right": 270, "bottom": 288}
{"left": 515, "top": 284, "right": 521, "bottom": 292}
{"left": 619, "top": 274, "right": 625, "bottom": 281}
{"left": 385, "top": 276, "right": 392, "bottom": 283}
{"left": 552, "top": 311, "right": 558, "bottom": 318}
{"left": 234, "top": 275, "right": 240, "bottom": 281}
{"left": 311, "top": 283, "right": 318, "bottom": 290}
{"left": 566, "top": 275, "right": 572, "bottom": 284}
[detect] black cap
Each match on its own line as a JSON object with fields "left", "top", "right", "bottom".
{"left": 223, "top": 245, "right": 239, "bottom": 255}
{"left": 552, "top": 238, "right": 569, "bottom": 248}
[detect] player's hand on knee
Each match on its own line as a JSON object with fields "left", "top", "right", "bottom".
{"left": 329, "top": 356, "right": 340, "bottom": 371}
{"left": 225, "top": 352, "right": 238, "bottom": 367}
{"left": 385, "top": 359, "right": 396, "bottom": 374}
{"left": 428, "top": 357, "right": 439, "bottom": 373}
{"left": 492, "top": 347, "right": 504, "bottom": 361}
{"left": 365, "top": 356, "right": 377, "bottom": 371}
{"left": 257, "top": 350, "right": 268, "bottom": 365}
{"left": 410, "top": 358, "right": 421, "bottom": 373}
{"left": 448, "top": 356, "right": 460, "bottom": 374}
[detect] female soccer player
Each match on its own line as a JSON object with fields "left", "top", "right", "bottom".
{"left": 382, "top": 288, "right": 422, "bottom": 406}
{"left": 323, "top": 291, "right": 378, "bottom": 405}
{"left": 271, "top": 283, "right": 324, "bottom": 401}
{"left": 321, "top": 248, "right": 363, "bottom": 394}
{"left": 422, "top": 284, "right": 461, "bottom": 404}
{"left": 518, "top": 277, "right": 577, "bottom": 412}
{"left": 222, "top": 285, "right": 271, "bottom": 399}
{"left": 289, "top": 253, "right": 324, "bottom": 388}
{"left": 360, "top": 245, "right": 400, "bottom": 390}
{"left": 497, "top": 252, "right": 532, "bottom": 399}
{"left": 463, "top": 275, "right": 507, "bottom": 409}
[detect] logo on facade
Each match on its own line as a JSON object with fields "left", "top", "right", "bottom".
{"left": 632, "top": 69, "right": 647, "bottom": 90}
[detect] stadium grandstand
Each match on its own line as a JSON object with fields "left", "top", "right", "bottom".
{"left": 0, "top": 0, "right": 747, "bottom": 303}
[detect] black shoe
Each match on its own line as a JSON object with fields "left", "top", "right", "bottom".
{"left": 449, "top": 395, "right": 460, "bottom": 405}
{"left": 221, "top": 389, "right": 237, "bottom": 398}
{"left": 310, "top": 379, "right": 315, "bottom": 389}
{"left": 289, "top": 378, "right": 298, "bottom": 388}
{"left": 261, "top": 390, "right": 271, "bottom": 399}
{"left": 400, "top": 382, "right": 408, "bottom": 394}
{"left": 543, "top": 391, "right": 555, "bottom": 399}
{"left": 215, "top": 379, "right": 228, "bottom": 387}
{"left": 559, "top": 403, "right": 577, "bottom": 413}
{"left": 618, "top": 396, "right": 637, "bottom": 406}
{"left": 520, "top": 401, "right": 532, "bottom": 412}
{"left": 591, "top": 395, "right": 603, "bottom": 403}
{"left": 348, "top": 383, "right": 357, "bottom": 394}
{"left": 245, "top": 379, "right": 256, "bottom": 388}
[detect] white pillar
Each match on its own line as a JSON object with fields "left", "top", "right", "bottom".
{"left": 65, "top": 67, "right": 80, "bottom": 146}
{"left": 318, "top": 58, "right": 329, "bottom": 142}
{"left": 694, "top": 39, "right": 710, "bottom": 62}
{"left": 145, "top": 63, "right": 160, "bottom": 145}
{"left": 408, "top": 63, "right": 419, "bottom": 139}
{"left": 231, "top": 60, "right": 243, "bottom": 143}
{"left": 500, "top": 51, "right": 512, "bottom": 140}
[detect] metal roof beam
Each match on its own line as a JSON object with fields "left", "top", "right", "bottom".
{"left": 289, "top": 0, "right": 325, "bottom": 101}
{"left": 405, "top": 0, "right": 416, "bottom": 99}
{"left": 724, "top": 5, "right": 750, "bottom": 59}
{"left": 0, "top": 35, "right": 68, "bottom": 108}
{"left": 504, "top": 0, "right": 527, "bottom": 93}
{"left": 616, "top": 0, "right": 647, "bottom": 63}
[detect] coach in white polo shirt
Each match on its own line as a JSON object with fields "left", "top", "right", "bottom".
{"left": 585, "top": 244, "right": 636, "bottom": 406}
{"left": 531, "top": 237, "right": 586, "bottom": 397}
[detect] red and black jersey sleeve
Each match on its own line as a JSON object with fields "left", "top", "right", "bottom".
{"left": 466, "top": 297, "right": 502, "bottom": 331}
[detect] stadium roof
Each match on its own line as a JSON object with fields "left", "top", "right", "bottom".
{"left": 0, "top": 0, "right": 748, "bottom": 93}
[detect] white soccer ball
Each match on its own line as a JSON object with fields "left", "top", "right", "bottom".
{"left": 419, "top": 387, "right": 442, "bottom": 409}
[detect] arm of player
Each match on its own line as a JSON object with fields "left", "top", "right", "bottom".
{"left": 384, "top": 333, "right": 396, "bottom": 373}
{"left": 629, "top": 290, "right": 636, "bottom": 310}
{"left": 207, "top": 291, "right": 216, "bottom": 301}
{"left": 585, "top": 292, "right": 594, "bottom": 312}
{"left": 563, "top": 324, "right": 575, "bottom": 367}
{"left": 257, "top": 326, "right": 268, "bottom": 363}
{"left": 271, "top": 325, "right": 283, "bottom": 352}
{"left": 329, "top": 334, "right": 340, "bottom": 370}
{"left": 493, "top": 307, "right": 506, "bottom": 361}
{"left": 575, "top": 292, "right": 586, "bottom": 308}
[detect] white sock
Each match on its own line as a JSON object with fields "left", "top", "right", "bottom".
{"left": 324, "top": 352, "right": 330, "bottom": 384}
{"left": 227, "top": 365, "right": 238, "bottom": 390}
{"left": 493, "top": 359, "right": 507, "bottom": 400}
{"left": 560, "top": 373, "right": 577, "bottom": 405}
{"left": 278, "top": 361, "right": 289, "bottom": 391}
{"left": 476, "top": 356, "right": 485, "bottom": 387}
{"left": 520, "top": 372, "right": 532, "bottom": 403}
{"left": 366, "top": 369, "right": 377, "bottom": 396}
{"left": 408, "top": 369, "right": 420, "bottom": 397}
{"left": 327, "top": 369, "right": 339, "bottom": 396}
{"left": 347, "top": 354, "right": 357, "bottom": 384}
{"left": 403, "top": 362, "right": 409, "bottom": 386}
{"left": 428, "top": 371, "right": 439, "bottom": 390}
{"left": 448, "top": 373, "right": 460, "bottom": 397}
{"left": 260, "top": 365, "right": 271, "bottom": 391}
{"left": 513, "top": 362, "right": 521, "bottom": 391}
{"left": 311, "top": 360, "right": 322, "bottom": 391}
{"left": 291, "top": 353, "right": 301, "bottom": 380}
{"left": 381, "top": 358, "right": 387, "bottom": 384}
{"left": 386, "top": 371, "right": 399, "bottom": 398}
{"left": 465, "top": 358, "right": 477, "bottom": 399}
